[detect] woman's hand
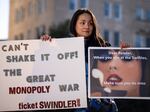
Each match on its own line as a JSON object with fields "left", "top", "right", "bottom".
{"left": 41, "top": 34, "right": 52, "bottom": 41}
{"left": 120, "top": 41, "right": 130, "bottom": 49}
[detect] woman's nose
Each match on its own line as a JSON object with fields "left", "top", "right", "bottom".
{"left": 108, "top": 56, "right": 119, "bottom": 71}
{"left": 109, "top": 66, "right": 117, "bottom": 71}
{"left": 84, "top": 23, "right": 90, "bottom": 28}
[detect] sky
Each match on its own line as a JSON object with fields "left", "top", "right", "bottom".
{"left": 0, "top": 0, "right": 9, "bottom": 40}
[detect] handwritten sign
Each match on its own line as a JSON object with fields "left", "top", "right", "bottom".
{"left": 88, "top": 47, "right": 150, "bottom": 99}
{"left": 0, "top": 38, "right": 87, "bottom": 111}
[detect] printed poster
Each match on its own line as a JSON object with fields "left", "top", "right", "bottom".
{"left": 88, "top": 47, "right": 150, "bottom": 99}
{"left": 0, "top": 38, "right": 87, "bottom": 111}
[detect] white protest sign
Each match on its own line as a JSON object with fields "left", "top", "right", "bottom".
{"left": 0, "top": 37, "right": 87, "bottom": 111}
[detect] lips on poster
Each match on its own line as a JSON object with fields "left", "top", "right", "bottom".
{"left": 88, "top": 47, "right": 150, "bottom": 99}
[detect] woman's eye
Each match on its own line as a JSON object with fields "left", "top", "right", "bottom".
{"left": 89, "top": 22, "right": 93, "bottom": 26}
{"left": 80, "top": 22, "right": 85, "bottom": 25}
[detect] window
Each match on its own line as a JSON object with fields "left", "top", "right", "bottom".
{"left": 36, "top": 0, "right": 47, "bottom": 14}
{"left": 15, "top": 9, "right": 19, "bottom": 23}
{"left": 37, "top": 0, "right": 42, "bottom": 14}
{"left": 28, "top": 2, "right": 33, "bottom": 16}
{"left": 113, "top": 2, "right": 122, "bottom": 20}
{"left": 114, "top": 31, "right": 120, "bottom": 47}
{"left": 103, "top": 29, "right": 109, "bottom": 42}
{"left": 15, "top": 7, "right": 25, "bottom": 23}
{"left": 14, "top": 35, "right": 18, "bottom": 40}
{"left": 27, "top": 30, "right": 32, "bottom": 39}
{"left": 146, "top": 10, "right": 150, "bottom": 21}
{"left": 146, "top": 37, "right": 150, "bottom": 47}
{"left": 20, "top": 33, "right": 24, "bottom": 40}
{"left": 80, "top": 0, "right": 89, "bottom": 8}
{"left": 134, "top": 34, "right": 145, "bottom": 47}
{"left": 20, "top": 7, "right": 25, "bottom": 20}
{"left": 136, "top": 7, "right": 144, "bottom": 20}
{"left": 69, "top": 0, "right": 77, "bottom": 11}
{"left": 104, "top": 1, "right": 111, "bottom": 18}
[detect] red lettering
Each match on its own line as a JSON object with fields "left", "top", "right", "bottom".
{"left": 9, "top": 85, "right": 50, "bottom": 94}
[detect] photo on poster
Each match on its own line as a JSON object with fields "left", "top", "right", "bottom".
{"left": 88, "top": 47, "right": 150, "bottom": 99}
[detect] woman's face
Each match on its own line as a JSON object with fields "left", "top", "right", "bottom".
{"left": 75, "top": 13, "right": 93, "bottom": 38}
{"left": 97, "top": 50, "right": 142, "bottom": 96}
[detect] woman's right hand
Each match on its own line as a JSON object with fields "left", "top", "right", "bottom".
{"left": 120, "top": 40, "right": 130, "bottom": 49}
{"left": 40, "top": 34, "right": 52, "bottom": 41}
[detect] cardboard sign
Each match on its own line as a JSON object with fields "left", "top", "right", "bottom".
{"left": 88, "top": 47, "right": 150, "bottom": 99}
{"left": 0, "top": 38, "right": 87, "bottom": 111}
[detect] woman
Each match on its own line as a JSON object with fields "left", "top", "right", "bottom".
{"left": 42, "top": 8, "right": 118, "bottom": 112}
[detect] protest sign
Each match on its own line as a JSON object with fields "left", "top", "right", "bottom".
{"left": 0, "top": 38, "right": 87, "bottom": 111}
{"left": 88, "top": 47, "right": 150, "bottom": 99}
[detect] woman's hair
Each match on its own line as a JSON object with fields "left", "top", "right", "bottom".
{"left": 70, "top": 8, "right": 105, "bottom": 46}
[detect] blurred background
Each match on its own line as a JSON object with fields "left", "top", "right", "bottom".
{"left": 0, "top": 0, "right": 150, "bottom": 47}
{"left": 0, "top": 0, "right": 150, "bottom": 111}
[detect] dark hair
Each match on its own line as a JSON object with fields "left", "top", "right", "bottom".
{"left": 70, "top": 8, "right": 106, "bottom": 46}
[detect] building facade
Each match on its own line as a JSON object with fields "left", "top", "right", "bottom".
{"left": 9, "top": 0, "right": 150, "bottom": 47}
